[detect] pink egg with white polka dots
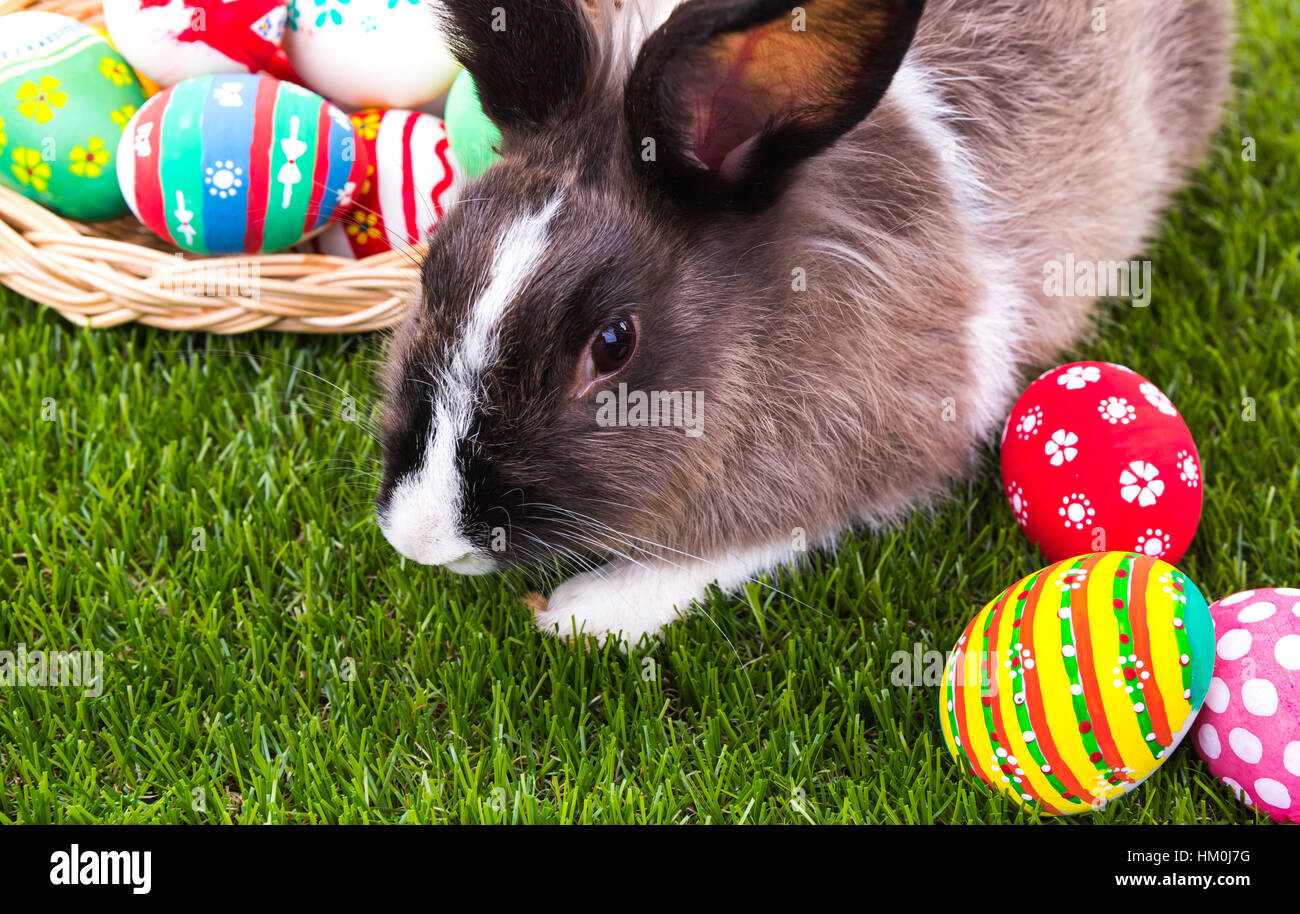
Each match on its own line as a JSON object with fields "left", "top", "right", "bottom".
{"left": 1194, "top": 587, "right": 1300, "bottom": 822}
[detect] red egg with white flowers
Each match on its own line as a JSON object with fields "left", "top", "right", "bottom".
{"left": 1000, "top": 362, "right": 1202, "bottom": 563}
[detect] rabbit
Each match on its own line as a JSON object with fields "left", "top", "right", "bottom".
{"left": 375, "top": 0, "right": 1233, "bottom": 647}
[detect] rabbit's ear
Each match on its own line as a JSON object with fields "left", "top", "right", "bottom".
{"left": 437, "top": 0, "right": 596, "bottom": 132}
{"left": 625, "top": 0, "right": 925, "bottom": 210}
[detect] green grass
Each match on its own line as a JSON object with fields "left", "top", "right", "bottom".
{"left": 2, "top": 1, "right": 1298, "bottom": 824}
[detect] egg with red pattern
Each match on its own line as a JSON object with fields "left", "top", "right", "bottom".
{"left": 1000, "top": 362, "right": 1202, "bottom": 564}
{"left": 1194, "top": 587, "right": 1300, "bottom": 823}
{"left": 313, "top": 108, "right": 462, "bottom": 258}
{"left": 103, "top": 0, "right": 288, "bottom": 88}
{"left": 116, "top": 74, "right": 365, "bottom": 254}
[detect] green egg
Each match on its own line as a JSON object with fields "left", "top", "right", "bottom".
{"left": 443, "top": 69, "right": 501, "bottom": 180}
{"left": 0, "top": 11, "right": 146, "bottom": 221}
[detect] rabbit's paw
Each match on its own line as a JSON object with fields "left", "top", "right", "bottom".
{"left": 531, "top": 563, "right": 693, "bottom": 649}
{"left": 531, "top": 542, "right": 797, "bottom": 650}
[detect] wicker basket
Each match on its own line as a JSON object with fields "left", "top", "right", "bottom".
{"left": 0, "top": 0, "right": 420, "bottom": 333}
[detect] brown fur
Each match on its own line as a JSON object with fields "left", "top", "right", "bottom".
{"left": 906, "top": 0, "right": 1234, "bottom": 358}
{"left": 378, "top": 0, "right": 1232, "bottom": 640}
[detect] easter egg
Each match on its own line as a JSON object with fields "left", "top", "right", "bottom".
{"left": 103, "top": 0, "right": 287, "bottom": 88}
{"left": 97, "top": 29, "right": 163, "bottom": 98}
{"left": 282, "top": 0, "right": 460, "bottom": 109}
{"left": 116, "top": 74, "right": 365, "bottom": 254}
{"left": 443, "top": 70, "right": 501, "bottom": 180}
{"left": 1194, "top": 587, "right": 1300, "bottom": 822}
{"left": 0, "top": 11, "right": 146, "bottom": 220}
{"left": 940, "top": 552, "right": 1214, "bottom": 815}
{"left": 1000, "top": 362, "right": 1202, "bottom": 564}
{"left": 315, "top": 108, "right": 462, "bottom": 258}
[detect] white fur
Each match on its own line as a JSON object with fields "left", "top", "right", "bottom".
{"left": 537, "top": 539, "right": 801, "bottom": 646}
{"left": 600, "top": 0, "right": 683, "bottom": 77}
{"left": 380, "top": 195, "right": 562, "bottom": 571}
{"left": 887, "top": 57, "right": 1028, "bottom": 441}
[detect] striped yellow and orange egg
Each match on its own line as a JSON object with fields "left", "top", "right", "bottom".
{"left": 940, "top": 552, "right": 1215, "bottom": 815}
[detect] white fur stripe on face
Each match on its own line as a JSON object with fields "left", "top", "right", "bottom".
{"left": 888, "top": 58, "right": 1026, "bottom": 442}
{"left": 448, "top": 194, "right": 562, "bottom": 399}
{"left": 379, "top": 194, "right": 563, "bottom": 570}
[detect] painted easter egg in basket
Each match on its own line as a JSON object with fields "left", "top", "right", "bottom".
{"left": 940, "top": 552, "right": 1215, "bottom": 815}
{"left": 1194, "top": 587, "right": 1300, "bottom": 822}
{"left": 314, "top": 108, "right": 462, "bottom": 258}
{"left": 117, "top": 73, "right": 366, "bottom": 255}
{"left": 282, "top": 0, "right": 460, "bottom": 109}
{"left": 104, "top": 0, "right": 288, "bottom": 88}
{"left": 0, "top": 11, "right": 147, "bottom": 220}
{"left": 1001, "top": 362, "right": 1202, "bottom": 564}
{"left": 97, "top": 29, "right": 163, "bottom": 99}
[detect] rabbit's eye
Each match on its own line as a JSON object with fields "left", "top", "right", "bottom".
{"left": 589, "top": 318, "right": 636, "bottom": 377}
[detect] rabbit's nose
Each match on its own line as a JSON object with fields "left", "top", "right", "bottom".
{"left": 377, "top": 498, "right": 495, "bottom": 575}
{"left": 381, "top": 526, "right": 496, "bottom": 576}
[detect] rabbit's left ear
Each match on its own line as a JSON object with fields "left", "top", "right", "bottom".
{"left": 437, "top": 0, "right": 597, "bottom": 133}
{"left": 625, "top": 0, "right": 926, "bottom": 211}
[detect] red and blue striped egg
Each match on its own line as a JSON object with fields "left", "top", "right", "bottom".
{"left": 116, "top": 73, "right": 366, "bottom": 254}
{"left": 313, "top": 108, "right": 463, "bottom": 259}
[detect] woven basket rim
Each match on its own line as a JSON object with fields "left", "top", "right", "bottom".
{"left": 0, "top": 0, "right": 422, "bottom": 333}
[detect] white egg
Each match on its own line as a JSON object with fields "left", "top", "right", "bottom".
{"left": 283, "top": 0, "right": 460, "bottom": 108}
